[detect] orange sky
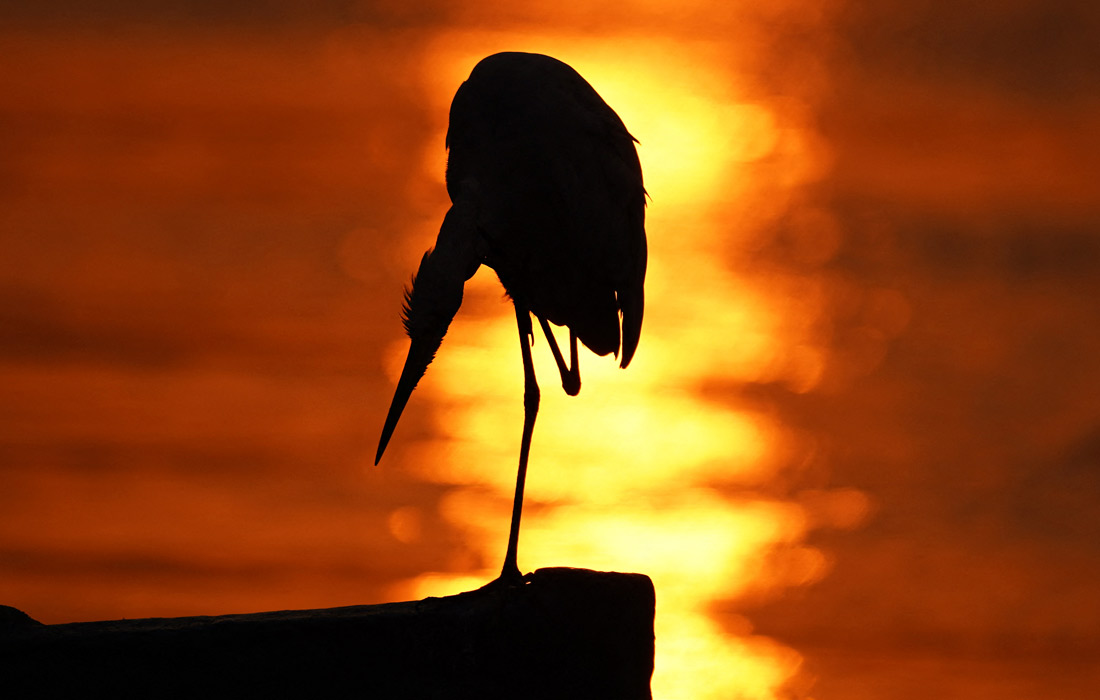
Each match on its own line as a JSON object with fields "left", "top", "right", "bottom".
{"left": 2, "top": 3, "right": 1100, "bottom": 698}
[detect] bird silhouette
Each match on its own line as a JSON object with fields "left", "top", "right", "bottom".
{"left": 375, "top": 52, "right": 647, "bottom": 584}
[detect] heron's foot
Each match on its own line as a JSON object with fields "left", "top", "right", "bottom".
{"left": 480, "top": 565, "right": 529, "bottom": 592}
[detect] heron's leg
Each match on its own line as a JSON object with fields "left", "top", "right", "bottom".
{"left": 536, "top": 316, "right": 581, "bottom": 396}
{"left": 501, "top": 303, "right": 539, "bottom": 583}
{"left": 569, "top": 328, "right": 579, "bottom": 389}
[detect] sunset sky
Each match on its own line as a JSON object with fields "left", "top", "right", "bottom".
{"left": 2, "top": 2, "right": 1099, "bottom": 698}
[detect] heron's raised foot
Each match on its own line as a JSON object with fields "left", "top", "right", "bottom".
{"left": 561, "top": 370, "right": 580, "bottom": 396}
{"left": 536, "top": 316, "right": 582, "bottom": 397}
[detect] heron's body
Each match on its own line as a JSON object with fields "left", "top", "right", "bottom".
{"left": 445, "top": 54, "right": 646, "bottom": 358}
{"left": 377, "top": 52, "right": 647, "bottom": 583}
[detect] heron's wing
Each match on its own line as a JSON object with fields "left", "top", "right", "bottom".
{"left": 517, "top": 60, "right": 642, "bottom": 365}
{"left": 540, "top": 64, "right": 647, "bottom": 366}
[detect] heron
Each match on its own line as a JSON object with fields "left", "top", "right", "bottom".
{"left": 375, "top": 52, "right": 647, "bottom": 584}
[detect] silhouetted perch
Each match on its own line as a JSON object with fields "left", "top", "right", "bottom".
{"left": 1, "top": 567, "right": 654, "bottom": 699}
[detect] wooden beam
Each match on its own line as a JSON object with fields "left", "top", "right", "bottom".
{"left": 1, "top": 567, "right": 654, "bottom": 699}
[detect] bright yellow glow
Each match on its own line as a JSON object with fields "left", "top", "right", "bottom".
{"left": 654, "top": 615, "right": 804, "bottom": 700}
{"left": 385, "top": 30, "right": 860, "bottom": 700}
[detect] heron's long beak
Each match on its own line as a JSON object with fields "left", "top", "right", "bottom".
{"left": 375, "top": 334, "right": 443, "bottom": 465}
{"left": 374, "top": 202, "right": 479, "bottom": 465}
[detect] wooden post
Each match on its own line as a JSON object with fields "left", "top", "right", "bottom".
{"left": 1, "top": 567, "right": 654, "bottom": 699}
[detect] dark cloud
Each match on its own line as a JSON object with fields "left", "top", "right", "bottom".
{"left": 0, "top": 1, "right": 359, "bottom": 28}
{"left": 834, "top": 1, "right": 1100, "bottom": 99}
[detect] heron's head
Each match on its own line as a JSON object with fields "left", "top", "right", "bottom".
{"left": 376, "top": 200, "right": 482, "bottom": 464}
{"left": 375, "top": 249, "right": 466, "bottom": 464}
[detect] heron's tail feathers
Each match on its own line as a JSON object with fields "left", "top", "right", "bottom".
{"left": 618, "top": 286, "right": 643, "bottom": 369}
